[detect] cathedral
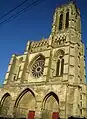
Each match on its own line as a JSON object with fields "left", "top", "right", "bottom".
{"left": 0, "top": 1, "right": 87, "bottom": 119}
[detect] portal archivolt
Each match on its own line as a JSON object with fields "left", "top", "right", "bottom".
{"left": 0, "top": 93, "right": 11, "bottom": 116}
{"left": 14, "top": 88, "right": 36, "bottom": 118}
{"left": 42, "top": 92, "right": 59, "bottom": 119}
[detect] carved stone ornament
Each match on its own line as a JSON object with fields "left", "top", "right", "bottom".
{"left": 31, "top": 60, "right": 45, "bottom": 78}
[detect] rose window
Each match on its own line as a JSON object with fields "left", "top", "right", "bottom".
{"left": 31, "top": 60, "right": 45, "bottom": 78}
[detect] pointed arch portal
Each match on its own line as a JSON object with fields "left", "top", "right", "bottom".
{"left": 14, "top": 88, "right": 35, "bottom": 119}
{"left": 42, "top": 92, "right": 60, "bottom": 119}
{"left": 0, "top": 93, "right": 11, "bottom": 116}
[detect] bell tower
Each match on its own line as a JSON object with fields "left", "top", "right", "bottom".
{"left": 50, "top": 1, "right": 81, "bottom": 43}
{"left": 48, "top": 1, "right": 87, "bottom": 118}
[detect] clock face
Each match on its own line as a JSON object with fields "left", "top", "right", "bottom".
{"left": 31, "top": 60, "right": 45, "bottom": 78}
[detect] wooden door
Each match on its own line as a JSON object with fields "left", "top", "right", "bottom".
{"left": 52, "top": 112, "right": 60, "bottom": 119}
{"left": 28, "top": 111, "right": 35, "bottom": 119}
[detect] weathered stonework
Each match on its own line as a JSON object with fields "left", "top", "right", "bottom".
{"left": 0, "top": 1, "right": 87, "bottom": 119}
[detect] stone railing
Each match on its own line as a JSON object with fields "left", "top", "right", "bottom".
{"left": 52, "top": 35, "right": 66, "bottom": 47}
{"left": 29, "top": 39, "right": 49, "bottom": 53}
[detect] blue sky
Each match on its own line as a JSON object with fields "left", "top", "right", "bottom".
{"left": 0, "top": 0, "right": 87, "bottom": 84}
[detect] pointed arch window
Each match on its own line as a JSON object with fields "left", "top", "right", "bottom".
{"left": 60, "top": 58, "right": 64, "bottom": 76}
{"left": 56, "top": 58, "right": 64, "bottom": 76}
{"left": 65, "top": 10, "right": 69, "bottom": 28}
{"left": 16, "top": 66, "right": 21, "bottom": 79}
{"left": 55, "top": 50, "right": 65, "bottom": 77}
{"left": 59, "top": 13, "right": 63, "bottom": 30}
{"left": 13, "top": 65, "right": 21, "bottom": 81}
{"left": 56, "top": 56, "right": 64, "bottom": 77}
{"left": 56, "top": 59, "right": 60, "bottom": 76}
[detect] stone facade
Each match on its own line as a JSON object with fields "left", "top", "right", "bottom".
{"left": 0, "top": 1, "right": 87, "bottom": 119}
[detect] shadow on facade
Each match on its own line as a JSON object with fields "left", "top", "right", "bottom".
{"left": 0, "top": 117, "right": 35, "bottom": 119}
{"left": 0, "top": 116, "right": 87, "bottom": 119}
{"left": 68, "top": 116, "right": 87, "bottom": 119}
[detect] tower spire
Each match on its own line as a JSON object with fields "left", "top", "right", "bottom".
{"left": 69, "top": 0, "right": 76, "bottom": 3}
{"left": 69, "top": 0, "right": 76, "bottom": 4}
